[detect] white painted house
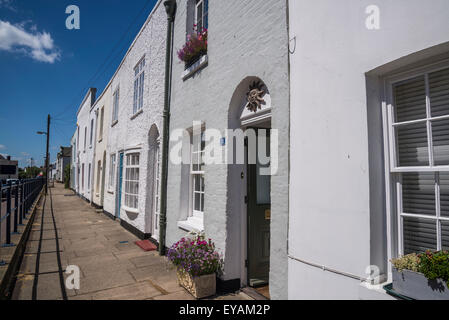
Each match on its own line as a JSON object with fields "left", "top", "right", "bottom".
{"left": 92, "top": 84, "right": 112, "bottom": 208}
{"left": 165, "top": 0, "right": 289, "bottom": 299}
{"left": 75, "top": 88, "right": 97, "bottom": 202}
{"left": 102, "top": 1, "right": 167, "bottom": 239}
{"left": 288, "top": 0, "right": 449, "bottom": 299}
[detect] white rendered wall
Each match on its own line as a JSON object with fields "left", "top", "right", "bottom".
{"left": 288, "top": 0, "right": 449, "bottom": 299}
{"left": 166, "top": 0, "right": 290, "bottom": 299}
{"left": 92, "top": 85, "right": 112, "bottom": 207}
{"left": 76, "top": 89, "right": 96, "bottom": 202}
{"left": 103, "top": 0, "right": 166, "bottom": 236}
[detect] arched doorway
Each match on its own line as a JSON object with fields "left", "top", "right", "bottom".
{"left": 227, "top": 77, "right": 272, "bottom": 292}
{"left": 146, "top": 125, "right": 161, "bottom": 240}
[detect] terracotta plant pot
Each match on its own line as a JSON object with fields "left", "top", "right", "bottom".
{"left": 177, "top": 270, "right": 216, "bottom": 299}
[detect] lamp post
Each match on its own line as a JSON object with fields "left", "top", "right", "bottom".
{"left": 37, "top": 115, "right": 51, "bottom": 194}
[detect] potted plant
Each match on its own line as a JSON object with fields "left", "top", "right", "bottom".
{"left": 391, "top": 250, "right": 449, "bottom": 300}
{"left": 167, "top": 233, "right": 223, "bottom": 299}
{"left": 177, "top": 27, "right": 208, "bottom": 69}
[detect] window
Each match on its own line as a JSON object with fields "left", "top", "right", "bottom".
{"left": 96, "top": 160, "right": 101, "bottom": 194}
{"left": 133, "top": 58, "right": 145, "bottom": 115}
{"left": 191, "top": 129, "right": 205, "bottom": 218}
{"left": 387, "top": 66, "right": 449, "bottom": 255}
{"left": 88, "top": 163, "right": 91, "bottom": 191}
{"left": 84, "top": 127, "right": 87, "bottom": 150}
{"left": 82, "top": 163, "right": 85, "bottom": 191}
{"left": 124, "top": 153, "right": 140, "bottom": 209}
{"left": 112, "top": 88, "right": 119, "bottom": 123}
{"left": 99, "top": 107, "right": 104, "bottom": 141}
{"left": 195, "top": 0, "right": 208, "bottom": 32}
{"left": 90, "top": 119, "right": 94, "bottom": 147}
{"left": 109, "top": 154, "right": 116, "bottom": 190}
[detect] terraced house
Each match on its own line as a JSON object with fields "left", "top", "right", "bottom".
{"left": 101, "top": 1, "right": 167, "bottom": 240}
{"left": 70, "top": 0, "right": 449, "bottom": 300}
{"left": 75, "top": 88, "right": 97, "bottom": 202}
{"left": 92, "top": 85, "right": 112, "bottom": 209}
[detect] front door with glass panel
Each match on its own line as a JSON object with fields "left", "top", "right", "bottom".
{"left": 247, "top": 129, "right": 271, "bottom": 287}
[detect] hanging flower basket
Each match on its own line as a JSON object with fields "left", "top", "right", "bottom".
{"left": 167, "top": 233, "right": 223, "bottom": 299}
{"left": 177, "top": 29, "right": 208, "bottom": 69}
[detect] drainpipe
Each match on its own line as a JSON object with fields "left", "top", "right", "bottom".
{"left": 159, "top": 0, "right": 177, "bottom": 256}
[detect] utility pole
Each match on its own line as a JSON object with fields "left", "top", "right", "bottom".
{"left": 38, "top": 116, "right": 51, "bottom": 193}
{"left": 45, "top": 115, "right": 50, "bottom": 194}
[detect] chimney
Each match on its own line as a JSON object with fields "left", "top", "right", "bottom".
{"left": 7, "top": 156, "right": 11, "bottom": 161}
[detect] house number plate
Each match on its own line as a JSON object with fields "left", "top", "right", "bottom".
{"left": 265, "top": 210, "right": 271, "bottom": 220}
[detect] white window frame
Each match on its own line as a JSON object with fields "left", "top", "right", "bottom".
{"left": 109, "top": 153, "right": 116, "bottom": 191}
{"left": 84, "top": 127, "right": 87, "bottom": 151}
{"left": 87, "top": 163, "right": 91, "bottom": 191}
{"left": 99, "top": 107, "right": 104, "bottom": 141}
{"left": 96, "top": 160, "right": 101, "bottom": 195}
{"left": 133, "top": 57, "right": 145, "bottom": 115}
{"left": 124, "top": 153, "right": 140, "bottom": 211}
{"left": 112, "top": 88, "right": 120, "bottom": 124}
{"left": 384, "top": 60, "right": 449, "bottom": 256}
{"left": 190, "top": 129, "right": 205, "bottom": 220}
{"left": 90, "top": 119, "right": 94, "bottom": 147}
{"left": 195, "top": 0, "right": 208, "bottom": 32}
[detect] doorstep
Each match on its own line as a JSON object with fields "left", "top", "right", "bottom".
{"left": 241, "top": 287, "right": 270, "bottom": 301}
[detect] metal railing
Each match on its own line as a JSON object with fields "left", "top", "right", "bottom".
{"left": 0, "top": 178, "right": 44, "bottom": 266}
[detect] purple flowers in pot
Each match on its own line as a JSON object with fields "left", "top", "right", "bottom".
{"left": 167, "top": 234, "right": 223, "bottom": 277}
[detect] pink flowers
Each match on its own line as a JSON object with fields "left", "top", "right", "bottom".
{"left": 177, "top": 28, "right": 208, "bottom": 67}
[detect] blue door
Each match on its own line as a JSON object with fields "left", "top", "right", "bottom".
{"left": 116, "top": 152, "right": 124, "bottom": 219}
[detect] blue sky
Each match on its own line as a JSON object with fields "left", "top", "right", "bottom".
{"left": 0, "top": 0, "right": 158, "bottom": 167}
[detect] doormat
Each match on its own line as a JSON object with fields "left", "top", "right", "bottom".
{"left": 135, "top": 240, "right": 157, "bottom": 252}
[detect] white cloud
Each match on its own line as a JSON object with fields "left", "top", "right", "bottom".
{"left": 0, "top": 20, "right": 60, "bottom": 63}
{"left": 21, "top": 152, "right": 30, "bottom": 156}
{"left": 0, "top": 144, "right": 6, "bottom": 150}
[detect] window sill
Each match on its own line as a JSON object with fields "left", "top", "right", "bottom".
{"left": 358, "top": 281, "right": 397, "bottom": 300}
{"left": 182, "top": 55, "right": 208, "bottom": 81}
{"left": 111, "top": 120, "right": 118, "bottom": 128}
{"left": 122, "top": 205, "right": 139, "bottom": 214}
{"left": 178, "top": 216, "right": 204, "bottom": 233}
{"left": 130, "top": 109, "right": 143, "bottom": 120}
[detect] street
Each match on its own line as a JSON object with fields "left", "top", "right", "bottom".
{"left": 11, "top": 183, "right": 252, "bottom": 300}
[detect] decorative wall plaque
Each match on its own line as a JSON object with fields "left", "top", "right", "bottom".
{"left": 246, "top": 81, "right": 266, "bottom": 113}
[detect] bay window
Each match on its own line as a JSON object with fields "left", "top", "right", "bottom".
{"left": 387, "top": 65, "right": 449, "bottom": 255}
{"left": 124, "top": 153, "right": 140, "bottom": 209}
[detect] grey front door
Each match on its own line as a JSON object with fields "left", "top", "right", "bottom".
{"left": 247, "top": 129, "right": 271, "bottom": 287}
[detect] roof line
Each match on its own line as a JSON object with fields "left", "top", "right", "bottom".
{"left": 90, "top": 0, "right": 164, "bottom": 109}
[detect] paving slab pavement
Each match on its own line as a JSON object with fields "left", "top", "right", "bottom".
{"left": 11, "top": 184, "right": 253, "bottom": 301}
